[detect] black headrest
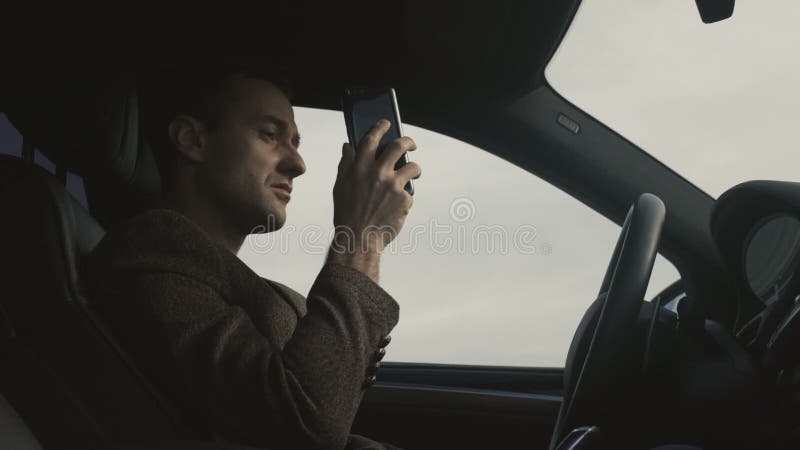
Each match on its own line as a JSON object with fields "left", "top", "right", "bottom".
{"left": 75, "top": 78, "right": 163, "bottom": 227}
{"left": 85, "top": 78, "right": 162, "bottom": 197}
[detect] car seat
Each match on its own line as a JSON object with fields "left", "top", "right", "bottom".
{"left": 0, "top": 155, "right": 193, "bottom": 449}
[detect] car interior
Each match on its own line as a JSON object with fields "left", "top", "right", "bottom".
{"left": 2, "top": 1, "right": 800, "bottom": 449}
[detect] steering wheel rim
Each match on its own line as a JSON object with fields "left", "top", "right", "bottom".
{"left": 550, "top": 193, "right": 666, "bottom": 448}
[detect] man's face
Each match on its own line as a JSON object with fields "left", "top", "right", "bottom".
{"left": 197, "top": 76, "right": 305, "bottom": 234}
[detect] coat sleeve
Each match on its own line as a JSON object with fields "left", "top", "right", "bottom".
{"left": 89, "top": 213, "right": 399, "bottom": 450}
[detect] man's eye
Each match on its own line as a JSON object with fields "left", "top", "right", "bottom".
{"left": 259, "top": 130, "right": 277, "bottom": 140}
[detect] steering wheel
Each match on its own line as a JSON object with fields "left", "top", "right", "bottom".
{"left": 550, "top": 193, "right": 666, "bottom": 449}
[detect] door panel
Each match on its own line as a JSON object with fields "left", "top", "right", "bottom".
{"left": 352, "top": 363, "right": 563, "bottom": 450}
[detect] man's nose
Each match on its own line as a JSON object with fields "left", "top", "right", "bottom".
{"left": 278, "top": 146, "right": 306, "bottom": 179}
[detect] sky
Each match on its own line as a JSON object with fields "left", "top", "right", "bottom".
{"left": 3, "top": 0, "right": 795, "bottom": 368}
{"left": 546, "top": 0, "right": 800, "bottom": 198}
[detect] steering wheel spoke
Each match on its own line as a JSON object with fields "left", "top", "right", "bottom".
{"left": 551, "top": 193, "right": 666, "bottom": 449}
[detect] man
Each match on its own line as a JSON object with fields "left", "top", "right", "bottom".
{"left": 87, "top": 63, "right": 421, "bottom": 450}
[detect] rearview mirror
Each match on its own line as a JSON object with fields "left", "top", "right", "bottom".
{"left": 695, "top": 0, "right": 735, "bottom": 23}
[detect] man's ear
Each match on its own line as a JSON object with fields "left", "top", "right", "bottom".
{"left": 168, "top": 115, "right": 207, "bottom": 163}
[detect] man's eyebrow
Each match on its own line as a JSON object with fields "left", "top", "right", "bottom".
{"left": 255, "top": 115, "right": 288, "bottom": 129}
{"left": 256, "top": 115, "right": 301, "bottom": 147}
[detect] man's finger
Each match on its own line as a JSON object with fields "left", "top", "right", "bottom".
{"left": 356, "top": 119, "right": 391, "bottom": 165}
{"left": 338, "top": 143, "right": 355, "bottom": 176}
{"left": 378, "top": 136, "right": 416, "bottom": 171}
{"left": 337, "top": 144, "right": 346, "bottom": 177}
{"left": 395, "top": 161, "right": 422, "bottom": 184}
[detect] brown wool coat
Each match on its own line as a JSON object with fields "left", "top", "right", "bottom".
{"left": 87, "top": 209, "right": 401, "bottom": 450}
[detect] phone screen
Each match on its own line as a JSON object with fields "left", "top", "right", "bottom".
{"left": 344, "top": 88, "right": 413, "bottom": 194}
{"left": 348, "top": 89, "right": 403, "bottom": 164}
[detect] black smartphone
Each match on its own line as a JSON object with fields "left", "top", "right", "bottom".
{"left": 342, "top": 87, "right": 414, "bottom": 195}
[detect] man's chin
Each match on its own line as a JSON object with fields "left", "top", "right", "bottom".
{"left": 247, "top": 210, "right": 285, "bottom": 235}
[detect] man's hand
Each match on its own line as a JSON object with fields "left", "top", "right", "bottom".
{"left": 327, "top": 119, "right": 422, "bottom": 282}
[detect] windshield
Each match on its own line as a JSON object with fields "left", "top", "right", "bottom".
{"left": 546, "top": 0, "right": 800, "bottom": 198}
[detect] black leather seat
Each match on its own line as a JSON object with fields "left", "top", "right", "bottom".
{"left": 0, "top": 156, "right": 192, "bottom": 449}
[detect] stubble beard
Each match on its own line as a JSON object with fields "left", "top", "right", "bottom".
{"left": 249, "top": 200, "right": 285, "bottom": 234}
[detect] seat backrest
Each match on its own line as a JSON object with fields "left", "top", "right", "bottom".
{"left": 0, "top": 156, "right": 193, "bottom": 449}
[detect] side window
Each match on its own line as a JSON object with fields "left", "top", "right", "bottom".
{"left": 238, "top": 107, "right": 680, "bottom": 367}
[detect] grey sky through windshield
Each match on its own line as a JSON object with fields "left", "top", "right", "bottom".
{"left": 546, "top": 0, "right": 800, "bottom": 198}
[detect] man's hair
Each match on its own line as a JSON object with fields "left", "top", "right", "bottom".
{"left": 141, "top": 58, "right": 292, "bottom": 189}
